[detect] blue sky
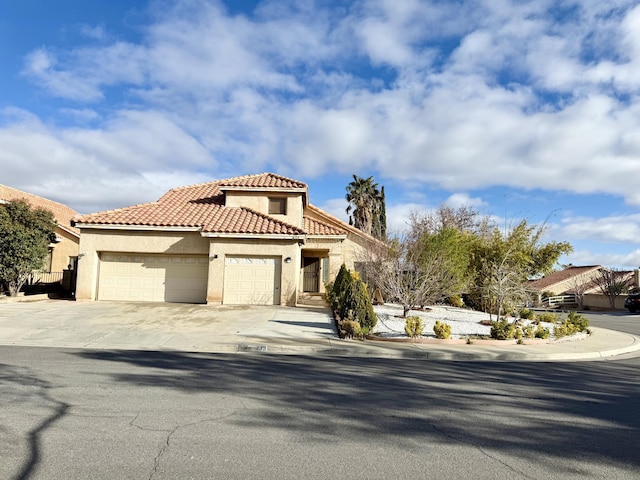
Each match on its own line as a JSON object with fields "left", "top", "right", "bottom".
{"left": 2, "top": 0, "right": 640, "bottom": 269}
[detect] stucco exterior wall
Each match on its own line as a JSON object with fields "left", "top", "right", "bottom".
{"left": 583, "top": 293, "right": 627, "bottom": 310}
{"left": 206, "top": 237, "right": 301, "bottom": 306}
{"left": 76, "top": 229, "right": 210, "bottom": 300}
{"left": 224, "top": 192, "right": 304, "bottom": 228}
{"left": 50, "top": 228, "right": 79, "bottom": 272}
{"left": 542, "top": 269, "right": 602, "bottom": 295}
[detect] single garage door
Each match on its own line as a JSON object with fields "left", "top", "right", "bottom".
{"left": 98, "top": 253, "right": 209, "bottom": 303}
{"left": 223, "top": 256, "right": 281, "bottom": 305}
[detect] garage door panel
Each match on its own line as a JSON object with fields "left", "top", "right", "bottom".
{"left": 223, "top": 256, "right": 281, "bottom": 305}
{"left": 98, "top": 253, "right": 208, "bottom": 303}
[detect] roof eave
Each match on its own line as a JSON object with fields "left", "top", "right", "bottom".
{"left": 56, "top": 224, "right": 81, "bottom": 238}
{"left": 306, "top": 234, "right": 347, "bottom": 240}
{"left": 74, "top": 223, "right": 202, "bottom": 232}
{"left": 201, "top": 232, "right": 306, "bottom": 240}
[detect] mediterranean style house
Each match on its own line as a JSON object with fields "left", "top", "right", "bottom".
{"left": 0, "top": 184, "right": 80, "bottom": 273}
{"left": 72, "top": 173, "right": 380, "bottom": 305}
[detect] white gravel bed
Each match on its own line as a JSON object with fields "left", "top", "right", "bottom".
{"left": 373, "top": 303, "right": 556, "bottom": 339}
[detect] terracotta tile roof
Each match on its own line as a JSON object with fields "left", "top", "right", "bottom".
{"left": 74, "top": 174, "right": 309, "bottom": 236}
{"left": 528, "top": 265, "right": 602, "bottom": 291}
{"left": 217, "top": 173, "right": 307, "bottom": 190}
{"left": 304, "top": 216, "right": 346, "bottom": 236}
{"left": 0, "top": 184, "right": 80, "bottom": 236}
{"left": 306, "top": 204, "right": 383, "bottom": 245}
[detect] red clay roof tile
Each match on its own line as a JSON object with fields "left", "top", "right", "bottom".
{"left": 304, "top": 216, "right": 346, "bottom": 236}
{"left": 0, "top": 184, "right": 80, "bottom": 236}
{"left": 217, "top": 173, "right": 307, "bottom": 190}
{"left": 74, "top": 173, "right": 319, "bottom": 237}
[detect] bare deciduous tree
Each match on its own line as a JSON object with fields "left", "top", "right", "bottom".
{"left": 355, "top": 235, "right": 458, "bottom": 318}
{"left": 568, "top": 274, "right": 590, "bottom": 310}
{"left": 592, "top": 267, "right": 630, "bottom": 309}
{"left": 482, "top": 247, "right": 529, "bottom": 319}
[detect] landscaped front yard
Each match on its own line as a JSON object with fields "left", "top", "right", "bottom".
{"left": 372, "top": 304, "right": 588, "bottom": 342}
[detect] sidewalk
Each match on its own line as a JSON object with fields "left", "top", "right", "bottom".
{"left": 1, "top": 299, "right": 639, "bottom": 361}
{"left": 244, "top": 325, "right": 640, "bottom": 361}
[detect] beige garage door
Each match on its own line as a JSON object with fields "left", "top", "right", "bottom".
{"left": 223, "top": 256, "right": 281, "bottom": 305}
{"left": 98, "top": 253, "right": 209, "bottom": 303}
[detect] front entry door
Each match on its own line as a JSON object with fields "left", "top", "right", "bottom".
{"left": 303, "top": 257, "right": 320, "bottom": 292}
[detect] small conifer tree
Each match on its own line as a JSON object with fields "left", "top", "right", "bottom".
{"left": 340, "top": 277, "right": 377, "bottom": 332}
{"left": 331, "top": 264, "right": 353, "bottom": 313}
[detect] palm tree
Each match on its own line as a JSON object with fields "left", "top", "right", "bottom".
{"left": 346, "top": 175, "right": 384, "bottom": 237}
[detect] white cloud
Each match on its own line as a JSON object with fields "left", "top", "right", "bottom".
{"left": 559, "top": 214, "right": 640, "bottom": 244}
{"left": 444, "top": 193, "right": 486, "bottom": 209}
{"left": 5, "top": 0, "right": 640, "bottom": 217}
{"left": 0, "top": 108, "right": 212, "bottom": 213}
{"left": 563, "top": 249, "right": 640, "bottom": 270}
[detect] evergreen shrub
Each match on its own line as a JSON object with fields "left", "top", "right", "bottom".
{"left": 490, "top": 318, "right": 516, "bottom": 340}
{"left": 433, "top": 320, "right": 452, "bottom": 339}
{"left": 404, "top": 316, "right": 424, "bottom": 338}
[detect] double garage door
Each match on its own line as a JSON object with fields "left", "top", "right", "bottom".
{"left": 98, "top": 253, "right": 209, "bottom": 303}
{"left": 98, "top": 253, "right": 281, "bottom": 305}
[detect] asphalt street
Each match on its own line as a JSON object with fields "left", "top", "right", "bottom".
{"left": 2, "top": 346, "right": 640, "bottom": 480}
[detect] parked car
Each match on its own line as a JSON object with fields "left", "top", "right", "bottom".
{"left": 624, "top": 293, "right": 640, "bottom": 313}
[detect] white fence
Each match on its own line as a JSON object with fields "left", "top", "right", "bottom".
{"left": 542, "top": 294, "right": 577, "bottom": 307}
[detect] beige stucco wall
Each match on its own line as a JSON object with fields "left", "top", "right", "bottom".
{"left": 302, "top": 233, "right": 377, "bottom": 294}
{"left": 206, "top": 237, "right": 301, "bottom": 306}
{"left": 76, "top": 229, "right": 210, "bottom": 300}
{"left": 50, "top": 228, "right": 79, "bottom": 272}
{"left": 76, "top": 228, "right": 302, "bottom": 306}
{"left": 303, "top": 206, "right": 381, "bottom": 275}
{"left": 583, "top": 293, "right": 627, "bottom": 310}
{"left": 542, "top": 269, "right": 602, "bottom": 295}
{"left": 224, "top": 191, "right": 304, "bottom": 228}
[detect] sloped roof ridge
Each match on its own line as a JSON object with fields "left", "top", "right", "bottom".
{"left": 304, "top": 215, "right": 347, "bottom": 236}
{"left": 307, "top": 203, "right": 382, "bottom": 244}
{"left": 217, "top": 172, "right": 307, "bottom": 189}
{"left": 73, "top": 201, "right": 160, "bottom": 223}
{"left": 1, "top": 183, "right": 80, "bottom": 235}
{"left": 0, "top": 184, "right": 76, "bottom": 211}
{"left": 237, "top": 206, "right": 306, "bottom": 234}
{"left": 165, "top": 175, "right": 247, "bottom": 193}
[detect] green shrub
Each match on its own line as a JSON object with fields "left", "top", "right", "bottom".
{"left": 519, "top": 308, "right": 535, "bottom": 320}
{"left": 554, "top": 323, "right": 573, "bottom": 339}
{"left": 339, "top": 277, "right": 377, "bottom": 331}
{"left": 553, "top": 312, "right": 589, "bottom": 339}
{"left": 514, "top": 327, "right": 523, "bottom": 339}
{"left": 522, "top": 324, "right": 535, "bottom": 339}
{"left": 567, "top": 311, "right": 589, "bottom": 332}
{"left": 535, "top": 312, "right": 558, "bottom": 324}
{"left": 340, "top": 319, "right": 361, "bottom": 339}
{"left": 490, "top": 318, "right": 516, "bottom": 340}
{"left": 324, "top": 281, "right": 334, "bottom": 306}
{"left": 331, "top": 264, "right": 353, "bottom": 314}
{"left": 404, "top": 316, "right": 424, "bottom": 338}
{"left": 447, "top": 295, "right": 464, "bottom": 308}
{"left": 433, "top": 320, "right": 452, "bottom": 339}
{"left": 535, "top": 325, "right": 550, "bottom": 339}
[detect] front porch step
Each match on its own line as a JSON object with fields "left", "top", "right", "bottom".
{"left": 297, "top": 293, "right": 328, "bottom": 307}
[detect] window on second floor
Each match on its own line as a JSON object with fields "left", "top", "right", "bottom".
{"left": 268, "top": 197, "right": 287, "bottom": 215}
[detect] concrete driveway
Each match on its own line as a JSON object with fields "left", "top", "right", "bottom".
{"left": 0, "top": 300, "right": 337, "bottom": 352}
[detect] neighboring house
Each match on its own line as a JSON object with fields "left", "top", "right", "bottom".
{"left": 528, "top": 265, "right": 603, "bottom": 298}
{"left": 0, "top": 184, "right": 80, "bottom": 274}
{"left": 72, "top": 173, "right": 380, "bottom": 305}
{"left": 528, "top": 265, "right": 640, "bottom": 309}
